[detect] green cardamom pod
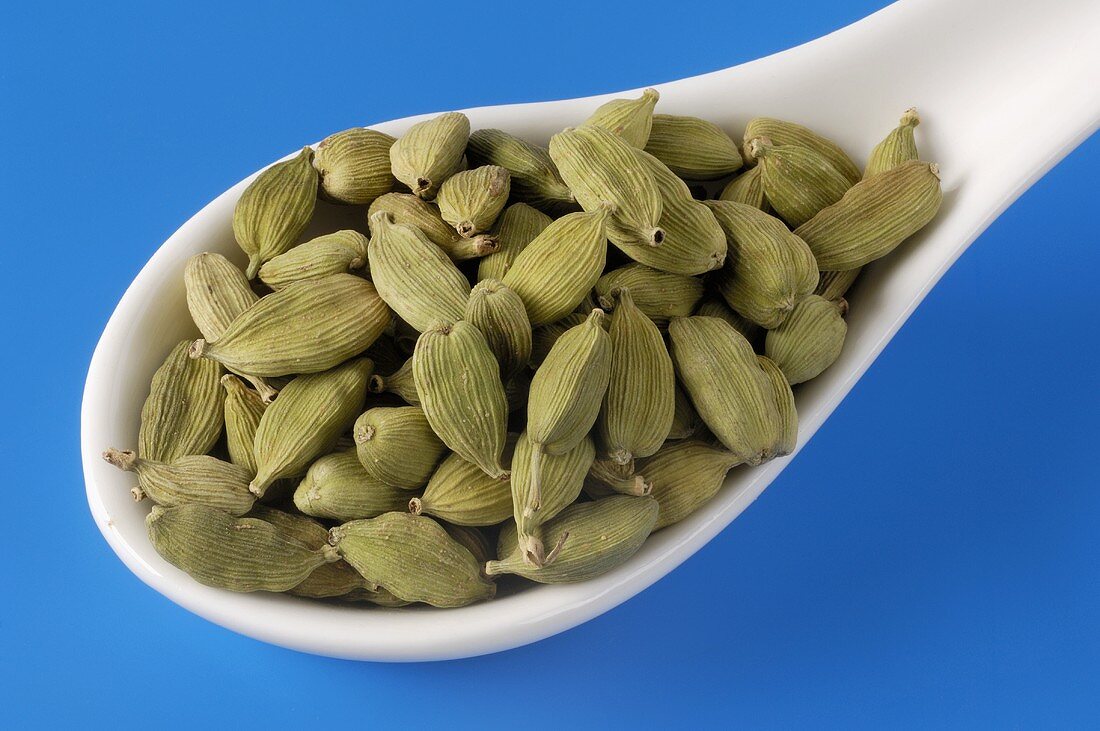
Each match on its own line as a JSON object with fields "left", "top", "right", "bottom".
{"left": 138, "top": 341, "right": 224, "bottom": 462}
{"left": 529, "top": 312, "right": 588, "bottom": 369}
{"left": 742, "top": 117, "right": 861, "bottom": 184}
{"left": 342, "top": 585, "right": 412, "bottom": 606}
{"left": 352, "top": 406, "right": 446, "bottom": 488}
{"left": 584, "top": 457, "right": 651, "bottom": 498}
{"left": 669, "top": 316, "right": 781, "bottom": 465}
{"left": 644, "top": 114, "right": 743, "bottom": 180}
{"left": 103, "top": 448, "right": 255, "bottom": 514}
{"left": 465, "top": 129, "right": 576, "bottom": 215}
{"left": 667, "top": 383, "right": 701, "bottom": 440}
{"left": 257, "top": 230, "right": 369, "bottom": 290}
{"left": 595, "top": 263, "right": 705, "bottom": 326}
{"left": 441, "top": 523, "right": 494, "bottom": 567}
{"left": 436, "top": 165, "right": 511, "bottom": 238}
{"left": 485, "top": 495, "right": 658, "bottom": 583}
{"left": 293, "top": 449, "right": 412, "bottom": 522}
{"left": 388, "top": 112, "right": 470, "bottom": 199}
{"left": 704, "top": 200, "right": 818, "bottom": 329}
{"left": 865, "top": 108, "right": 920, "bottom": 178}
{"left": 368, "top": 356, "right": 420, "bottom": 406}
{"left": 185, "top": 252, "right": 257, "bottom": 341}
{"left": 598, "top": 288, "right": 675, "bottom": 464}
{"left": 640, "top": 440, "right": 741, "bottom": 530}
{"left": 368, "top": 192, "right": 498, "bottom": 261}
{"left": 250, "top": 358, "right": 373, "bottom": 497}
{"left": 367, "top": 212, "right": 471, "bottom": 332}
{"left": 794, "top": 160, "right": 942, "bottom": 270}
{"left": 718, "top": 165, "right": 771, "bottom": 212}
{"left": 314, "top": 127, "right": 396, "bottom": 204}
{"left": 148, "top": 503, "right": 338, "bottom": 592}
{"left": 694, "top": 297, "right": 763, "bottom": 345}
{"left": 409, "top": 443, "right": 516, "bottom": 527}
{"left": 815, "top": 268, "right": 861, "bottom": 301}
{"left": 582, "top": 88, "right": 660, "bottom": 148}
{"left": 764, "top": 295, "right": 848, "bottom": 385}
{"left": 414, "top": 321, "right": 509, "bottom": 479}
{"left": 464, "top": 279, "right": 533, "bottom": 380}
{"left": 749, "top": 136, "right": 853, "bottom": 228}
{"left": 549, "top": 125, "right": 664, "bottom": 246}
{"left": 478, "top": 202, "right": 552, "bottom": 281}
{"left": 221, "top": 374, "right": 266, "bottom": 475}
{"left": 331, "top": 512, "right": 495, "bottom": 607}
{"left": 233, "top": 147, "right": 318, "bottom": 278}
{"left": 189, "top": 274, "right": 390, "bottom": 377}
{"left": 501, "top": 207, "right": 609, "bottom": 325}
{"left": 756, "top": 355, "right": 798, "bottom": 458}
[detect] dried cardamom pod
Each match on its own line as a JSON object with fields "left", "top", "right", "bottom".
{"left": 414, "top": 321, "right": 509, "bottom": 479}
{"left": 233, "top": 147, "right": 318, "bottom": 278}
{"left": 598, "top": 289, "right": 675, "bottom": 464}
{"left": 410, "top": 442, "right": 516, "bottom": 527}
{"left": 185, "top": 252, "right": 256, "bottom": 340}
{"left": 865, "top": 108, "right": 920, "bottom": 178}
{"left": 669, "top": 316, "right": 781, "bottom": 465}
{"left": 644, "top": 114, "right": 743, "bottom": 180}
{"left": 352, "top": 406, "right": 446, "bottom": 489}
{"left": 257, "top": 230, "right": 369, "bottom": 290}
{"left": 293, "top": 449, "right": 412, "bottom": 522}
{"left": 147, "top": 503, "right": 338, "bottom": 592}
{"left": 189, "top": 274, "right": 390, "bottom": 377}
{"left": 764, "top": 295, "right": 848, "bottom": 385}
{"left": 477, "top": 202, "right": 552, "bottom": 281}
{"left": 595, "top": 263, "right": 705, "bottom": 326}
{"left": 718, "top": 165, "right": 771, "bottom": 212}
{"left": 485, "top": 495, "right": 658, "bottom": 583}
{"left": 549, "top": 125, "right": 664, "bottom": 246}
{"left": 640, "top": 440, "right": 741, "bottom": 530}
{"left": 139, "top": 341, "right": 223, "bottom": 462}
{"left": 441, "top": 523, "right": 494, "bottom": 567}
{"left": 704, "top": 200, "right": 818, "bottom": 329}
{"left": 221, "top": 374, "right": 266, "bottom": 475}
{"left": 464, "top": 279, "right": 532, "bottom": 380}
{"left": 314, "top": 127, "right": 396, "bottom": 204}
{"left": 694, "top": 297, "right": 763, "bottom": 346}
{"left": 667, "top": 383, "right": 701, "bottom": 440}
{"left": 501, "top": 207, "right": 609, "bottom": 325}
{"left": 465, "top": 129, "right": 576, "bottom": 215}
{"left": 756, "top": 355, "right": 798, "bottom": 458}
{"left": 388, "top": 112, "right": 470, "bottom": 199}
{"left": 582, "top": 88, "right": 660, "bottom": 148}
{"left": 367, "top": 212, "right": 471, "bottom": 332}
{"left": 795, "top": 160, "right": 942, "bottom": 270}
{"left": 742, "top": 117, "right": 861, "bottom": 184}
{"left": 749, "top": 136, "right": 853, "bottom": 228}
{"left": 368, "top": 192, "right": 497, "bottom": 261}
{"left": 103, "top": 448, "right": 255, "bottom": 514}
{"left": 368, "top": 356, "right": 419, "bottom": 406}
{"left": 815, "top": 268, "right": 861, "bottom": 301}
{"left": 331, "top": 512, "right": 495, "bottom": 607}
{"left": 250, "top": 358, "right": 373, "bottom": 497}
{"left": 584, "top": 457, "right": 651, "bottom": 498}
{"left": 529, "top": 313, "right": 588, "bottom": 369}
{"left": 436, "top": 165, "right": 511, "bottom": 238}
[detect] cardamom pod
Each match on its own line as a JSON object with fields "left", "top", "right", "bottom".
{"left": 749, "top": 136, "right": 853, "bottom": 228}
{"left": 138, "top": 341, "right": 223, "bottom": 462}
{"left": 644, "top": 114, "right": 743, "bottom": 180}
{"left": 436, "top": 165, "right": 511, "bottom": 238}
{"left": 549, "top": 125, "right": 664, "bottom": 246}
{"left": 250, "top": 358, "right": 373, "bottom": 497}
{"left": 257, "top": 230, "right": 369, "bottom": 290}
{"left": 352, "top": 406, "right": 446, "bottom": 488}
{"left": 582, "top": 88, "right": 660, "bottom": 148}
{"left": 485, "top": 495, "right": 658, "bottom": 583}
{"left": 441, "top": 523, "right": 494, "bottom": 567}
{"left": 815, "top": 268, "right": 861, "bottom": 301}
{"left": 756, "top": 355, "right": 798, "bottom": 458}
{"left": 764, "top": 295, "right": 847, "bottom": 385}
{"left": 704, "top": 200, "right": 818, "bottom": 329}
{"left": 147, "top": 503, "right": 337, "bottom": 592}
{"left": 185, "top": 252, "right": 257, "bottom": 340}
{"left": 795, "top": 160, "right": 942, "bottom": 270}
{"left": 368, "top": 192, "right": 497, "bottom": 261}
{"left": 640, "top": 440, "right": 741, "bottom": 530}
{"left": 189, "top": 274, "right": 390, "bottom": 377}
{"left": 367, "top": 212, "right": 471, "bottom": 332}
{"left": 368, "top": 356, "right": 420, "bottom": 406}
{"left": 598, "top": 288, "right": 675, "bottom": 464}
{"left": 342, "top": 585, "right": 412, "bottom": 607}
{"left": 221, "top": 374, "right": 266, "bottom": 475}
{"left": 584, "top": 457, "right": 651, "bottom": 498}
{"left": 388, "top": 111, "right": 470, "bottom": 199}
{"left": 331, "top": 512, "right": 495, "bottom": 607}
{"left": 103, "top": 448, "right": 255, "bottom": 514}
{"left": 464, "top": 279, "right": 532, "bottom": 380}
{"left": 529, "top": 312, "right": 587, "bottom": 369}
{"left": 865, "top": 108, "right": 920, "bottom": 178}
{"left": 233, "top": 147, "right": 318, "bottom": 278}
{"left": 465, "top": 129, "right": 576, "bottom": 215}
{"left": 477, "top": 202, "right": 552, "bottom": 281}
{"left": 595, "top": 263, "right": 705, "bottom": 326}
{"left": 718, "top": 165, "right": 771, "bottom": 212}
{"left": 669, "top": 316, "right": 781, "bottom": 465}
{"left": 667, "top": 383, "right": 701, "bottom": 440}
{"left": 413, "top": 321, "right": 509, "bottom": 479}
{"left": 314, "top": 127, "right": 396, "bottom": 204}
{"left": 501, "top": 207, "right": 609, "bottom": 325}
{"left": 293, "top": 449, "right": 412, "bottom": 521}
{"left": 694, "top": 297, "right": 763, "bottom": 345}
{"left": 410, "top": 442, "right": 516, "bottom": 527}
{"left": 742, "top": 117, "right": 861, "bottom": 184}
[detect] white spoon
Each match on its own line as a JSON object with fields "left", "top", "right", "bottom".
{"left": 81, "top": 0, "right": 1100, "bottom": 661}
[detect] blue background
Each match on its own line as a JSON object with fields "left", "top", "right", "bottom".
{"left": 2, "top": 1, "right": 1097, "bottom": 727}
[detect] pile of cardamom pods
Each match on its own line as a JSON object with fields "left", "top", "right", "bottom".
{"left": 104, "top": 91, "right": 939, "bottom": 608}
